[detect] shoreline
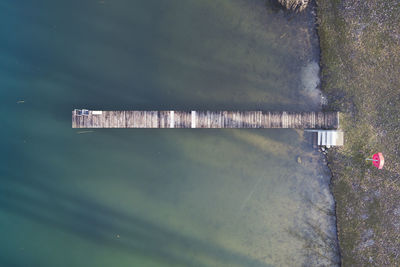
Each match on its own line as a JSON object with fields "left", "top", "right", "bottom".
{"left": 312, "top": 0, "right": 343, "bottom": 264}
{"left": 314, "top": 0, "right": 343, "bottom": 264}
{"left": 316, "top": 0, "right": 400, "bottom": 265}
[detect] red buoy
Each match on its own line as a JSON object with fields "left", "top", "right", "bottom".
{"left": 371, "top": 153, "right": 384, "bottom": 169}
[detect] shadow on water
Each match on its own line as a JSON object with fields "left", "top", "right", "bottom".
{"left": 287, "top": 220, "right": 340, "bottom": 266}
{"left": 286, "top": 192, "right": 340, "bottom": 266}
{"left": 264, "top": 0, "right": 300, "bottom": 18}
{"left": 0, "top": 173, "right": 272, "bottom": 267}
{"left": 265, "top": 0, "right": 285, "bottom": 12}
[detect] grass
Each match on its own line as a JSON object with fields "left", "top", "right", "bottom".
{"left": 317, "top": 0, "right": 400, "bottom": 265}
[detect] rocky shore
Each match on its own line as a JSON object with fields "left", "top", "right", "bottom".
{"left": 316, "top": 0, "right": 400, "bottom": 265}
{"left": 278, "top": 0, "right": 310, "bottom": 12}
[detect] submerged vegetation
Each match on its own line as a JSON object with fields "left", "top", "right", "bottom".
{"left": 317, "top": 0, "right": 400, "bottom": 265}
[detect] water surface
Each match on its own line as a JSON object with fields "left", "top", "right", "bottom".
{"left": 0, "top": 1, "right": 338, "bottom": 266}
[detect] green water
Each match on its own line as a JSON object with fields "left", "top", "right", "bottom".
{"left": 1, "top": 0, "right": 339, "bottom": 266}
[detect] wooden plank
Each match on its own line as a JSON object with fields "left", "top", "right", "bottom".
{"left": 72, "top": 110, "right": 340, "bottom": 129}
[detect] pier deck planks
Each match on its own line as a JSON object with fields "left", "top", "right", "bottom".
{"left": 72, "top": 110, "right": 339, "bottom": 129}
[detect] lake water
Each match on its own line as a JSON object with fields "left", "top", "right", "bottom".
{"left": 0, "top": 0, "right": 339, "bottom": 266}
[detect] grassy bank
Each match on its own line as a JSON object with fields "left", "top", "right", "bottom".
{"left": 316, "top": 0, "right": 400, "bottom": 265}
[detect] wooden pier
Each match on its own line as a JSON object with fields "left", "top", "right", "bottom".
{"left": 72, "top": 110, "right": 339, "bottom": 129}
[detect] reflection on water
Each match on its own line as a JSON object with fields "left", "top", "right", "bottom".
{"left": 0, "top": 0, "right": 338, "bottom": 266}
